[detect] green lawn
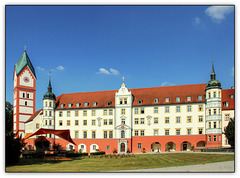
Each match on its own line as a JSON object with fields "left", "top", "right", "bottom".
{"left": 6, "top": 153, "right": 234, "bottom": 172}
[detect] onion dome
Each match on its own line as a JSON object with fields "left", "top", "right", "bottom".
{"left": 206, "top": 60, "right": 221, "bottom": 90}
{"left": 43, "top": 77, "right": 56, "bottom": 100}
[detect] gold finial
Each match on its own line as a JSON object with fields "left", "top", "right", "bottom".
{"left": 211, "top": 55, "right": 214, "bottom": 62}
{"left": 122, "top": 76, "right": 125, "bottom": 83}
{"left": 24, "top": 45, "right": 26, "bottom": 51}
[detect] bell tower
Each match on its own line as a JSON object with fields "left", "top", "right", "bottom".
{"left": 13, "top": 48, "right": 37, "bottom": 137}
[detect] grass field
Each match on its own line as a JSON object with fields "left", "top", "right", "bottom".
{"left": 6, "top": 153, "right": 234, "bottom": 172}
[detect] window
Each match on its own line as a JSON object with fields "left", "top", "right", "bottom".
{"left": 176, "top": 117, "right": 181, "bottom": 123}
{"left": 67, "top": 120, "right": 71, "bottom": 126}
{"left": 140, "top": 108, "right": 144, "bottom": 114}
{"left": 67, "top": 111, "right": 70, "bottom": 117}
{"left": 218, "top": 109, "right": 221, "bottom": 115}
{"left": 187, "top": 116, "right": 192, "bottom": 123}
{"left": 199, "top": 128, "right": 203, "bottom": 135}
{"left": 104, "top": 131, "right": 108, "bottom": 138}
{"left": 176, "top": 106, "right": 181, "bottom": 112}
{"left": 213, "top": 122, "right": 217, "bottom": 128}
{"left": 208, "top": 92, "right": 211, "bottom": 98}
{"left": 198, "top": 95, "right": 202, "bottom": 101}
{"left": 154, "top": 98, "right": 159, "bottom": 103}
{"left": 209, "top": 122, "right": 211, "bottom": 129}
{"left": 187, "top": 105, "right": 192, "bottom": 112}
{"left": 93, "top": 102, "right": 97, "bottom": 106}
{"left": 92, "top": 131, "right": 96, "bottom": 138}
{"left": 75, "top": 111, "right": 79, "bottom": 117}
{"left": 36, "top": 123, "right": 39, "bottom": 129}
{"left": 61, "top": 104, "right": 65, "bottom": 108}
{"left": 121, "top": 131, "right": 125, "bottom": 138}
{"left": 92, "top": 110, "right": 96, "bottom": 116}
{"left": 213, "top": 92, "right": 216, "bottom": 98}
{"left": 225, "top": 114, "right": 230, "bottom": 121}
{"left": 230, "top": 95, "right": 234, "bottom": 99}
{"left": 109, "top": 131, "right": 113, "bottom": 138}
{"left": 49, "top": 111, "right": 52, "bottom": 116}
{"left": 135, "top": 130, "right": 139, "bottom": 136}
{"left": 198, "top": 104, "right": 203, "bottom": 111}
{"left": 176, "top": 129, "right": 180, "bottom": 135}
{"left": 59, "top": 111, "right": 62, "bottom": 117}
{"left": 84, "top": 103, "right": 89, "bottom": 107}
{"left": 213, "top": 109, "right": 217, "bottom": 115}
{"left": 75, "top": 120, "right": 79, "bottom": 126}
{"left": 213, "top": 135, "right": 217, "bottom": 142}
{"left": 68, "top": 103, "right": 72, "bottom": 108}
{"left": 109, "top": 119, "right": 113, "bottom": 125}
{"left": 107, "top": 101, "right": 112, "bottom": 106}
{"left": 121, "top": 109, "right": 125, "bottom": 115}
{"left": 165, "top": 129, "right": 170, "bottom": 135}
{"left": 49, "top": 120, "right": 52, "bottom": 125}
{"left": 154, "top": 117, "right": 158, "bottom": 124}
{"left": 83, "top": 110, "right": 87, "bottom": 116}
{"left": 49, "top": 101, "right": 52, "bottom": 107}
{"left": 45, "top": 120, "right": 48, "bottom": 125}
{"left": 109, "top": 109, "right": 113, "bottom": 115}
{"left": 83, "top": 131, "right": 87, "bottom": 138}
{"left": 92, "top": 145, "right": 96, "bottom": 150}
{"left": 45, "top": 111, "right": 47, "bottom": 116}
{"left": 104, "top": 119, "right": 108, "bottom": 125}
{"left": 176, "top": 97, "right": 180, "bottom": 102}
{"left": 208, "top": 109, "right": 211, "bottom": 115}
{"left": 124, "top": 98, "right": 127, "bottom": 104}
{"left": 187, "top": 96, "right": 191, "bottom": 101}
{"left": 165, "top": 117, "right": 170, "bottom": 124}
{"left": 107, "top": 146, "right": 110, "bottom": 150}
{"left": 83, "top": 120, "right": 87, "bottom": 126}
{"left": 120, "top": 98, "right": 123, "bottom": 105}
{"left": 59, "top": 120, "right": 63, "bottom": 126}
{"left": 135, "top": 108, "right": 139, "bottom": 114}
{"left": 140, "top": 118, "right": 144, "bottom": 124}
{"left": 208, "top": 136, "right": 211, "bottom": 141}
{"left": 187, "top": 128, "right": 192, "bottom": 135}
{"left": 25, "top": 101, "right": 27, "bottom": 106}
{"left": 75, "top": 131, "right": 79, "bottom": 139}
{"left": 154, "top": 130, "right": 158, "bottom": 136}
{"left": 76, "top": 103, "right": 80, "bottom": 107}
{"left": 165, "top": 97, "right": 169, "bottom": 103}
{"left": 198, "top": 116, "right": 203, "bottom": 122}
{"left": 138, "top": 99, "right": 143, "bottom": 104}
{"left": 154, "top": 107, "right": 158, "bottom": 113}
{"left": 135, "top": 118, "right": 139, "bottom": 124}
{"left": 140, "top": 130, "right": 145, "bottom": 136}
{"left": 121, "top": 119, "right": 125, "bottom": 125}
{"left": 165, "top": 106, "right": 169, "bottom": 113}
{"left": 23, "top": 93, "right": 25, "bottom": 98}
{"left": 103, "top": 109, "right": 108, "bottom": 115}
{"left": 92, "top": 119, "right": 96, "bottom": 126}
{"left": 138, "top": 143, "right": 142, "bottom": 149}
{"left": 224, "top": 102, "right": 229, "bottom": 107}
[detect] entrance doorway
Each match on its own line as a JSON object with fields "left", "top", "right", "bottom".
{"left": 183, "top": 143, "right": 187, "bottom": 151}
{"left": 120, "top": 143, "right": 125, "bottom": 152}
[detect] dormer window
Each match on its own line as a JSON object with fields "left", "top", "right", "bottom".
{"left": 76, "top": 103, "right": 80, "bottom": 107}
{"left": 176, "top": 97, "right": 180, "bottom": 102}
{"left": 138, "top": 99, "right": 143, "bottom": 104}
{"left": 165, "top": 97, "right": 169, "bottom": 103}
{"left": 61, "top": 104, "right": 65, "bottom": 108}
{"left": 84, "top": 103, "right": 89, "bottom": 107}
{"left": 93, "top": 102, "right": 97, "bottom": 106}
{"left": 107, "top": 101, "right": 112, "bottom": 106}
{"left": 68, "top": 103, "right": 73, "bottom": 108}
{"left": 154, "top": 98, "right": 159, "bottom": 103}
{"left": 223, "top": 102, "right": 229, "bottom": 107}
{"left": 230, "top": 95, "right": 234, "bottom": 99}
{"left": 198, "top": 96, "right": 202, "bottom": 101}
{"left": 187, "top": 96, "right": 191, "bottom": 101}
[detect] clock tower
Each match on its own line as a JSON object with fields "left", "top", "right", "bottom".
{"left": 13, "top": 48, "right": 37, "bottom": 137}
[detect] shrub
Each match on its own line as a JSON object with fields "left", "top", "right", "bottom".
{"left": 90, "top": 151, "right": 105, "bottom": 155}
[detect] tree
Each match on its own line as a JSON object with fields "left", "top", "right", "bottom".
{"left": 5, "top": 101, "right": 13, "bottom": 134}
{"left": 224, "top": 118, "right": 235, "bottom": 149}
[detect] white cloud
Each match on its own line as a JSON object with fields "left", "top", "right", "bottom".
{"left": 205, "top": 6, "right": 234, "bottom": 23}
{"left": 56, "top": 65, "right": 65, "bottom": 71}
{"left": 110, "top": 68, "right": 120, "bottom": 75}
{"left": 161, "top": 81, "right": 175, "bottom": 86}
{"left": 97, "top": 68, "right": 120, "bottom": 75}
{"left": 194, "top": 17, "right": 201, "bottom": 24}
{"left": 37, "top": 66, "right": 45, "bottom": 71}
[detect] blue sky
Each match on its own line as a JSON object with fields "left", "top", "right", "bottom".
{"left": 6, "top": 5, "right": 234, "bottom": 110}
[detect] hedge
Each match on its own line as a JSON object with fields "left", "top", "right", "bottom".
{"left": 90, "top": 151, "right": 105, "bottom": 155}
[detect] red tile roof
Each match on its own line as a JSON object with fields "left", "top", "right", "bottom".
{"left": 25, "top": 109, "right": 43, "bottom": 123}
{"left": 56, "top": 83, "right": 207, "bottom": 109}
{"left": 222, "top": 89, "right": 235, "bottom": 110}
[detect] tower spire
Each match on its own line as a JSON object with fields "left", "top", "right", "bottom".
{"left": 48, "top": 71, "right": 52, "bottom": 93}
{"left": 211, "top": 60, "right": 216, "bottom": 80}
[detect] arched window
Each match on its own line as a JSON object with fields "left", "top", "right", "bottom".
{"left": 121, "top": 130, "right": 125, "bottom": 138}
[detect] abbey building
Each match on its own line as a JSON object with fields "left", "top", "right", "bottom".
{"left": 13, "top": 50, "right": 235, "bottom": 153}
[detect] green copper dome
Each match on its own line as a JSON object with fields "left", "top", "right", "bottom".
{"left": 206, "top": 61, "right": 221, "bottom": 90}
{"left": 43, "top": 78, "right": 56, "bottom": 100}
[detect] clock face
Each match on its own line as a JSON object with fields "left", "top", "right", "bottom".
{"left": 23, "top": 77, "right": 30, "bottom": 83}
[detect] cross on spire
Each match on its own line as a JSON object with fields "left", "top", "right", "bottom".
{"left": 24, "top": 45, "right": 27, "bottom": 52}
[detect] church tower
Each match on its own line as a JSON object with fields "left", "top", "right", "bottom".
{"left": 205, "top": 60, "right": 222, "bottom": 147}
{"left": 42, "top": 76, "right": 56, "bottom": 133}
{"left": 13, "top": 48, "right": 36, "bottom": 137}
